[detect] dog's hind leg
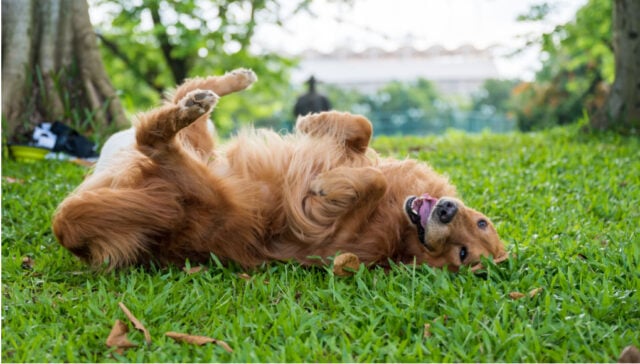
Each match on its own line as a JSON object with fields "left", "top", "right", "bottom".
{"left": 168, "top": 69, "right": 257, "bottom": 157}
{"left": 52, "top": 184, "right": 184, "bottom": 269}
{"left": 135, "top": 89, "right": 219, "bottom": 160}
{"left": 170, "top": 68, "right": 257, "bottom": 103}
{"left": 295, "top": 111, "right": 373, "bottom": 153}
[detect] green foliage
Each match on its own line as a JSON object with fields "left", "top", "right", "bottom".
{"left": 513, "top": 0, "right": 613, "bottom": 131}
{"left": 2, "top": 126, "right": 638, "bottom": 362}
{"left": 296, "top": 79, "right": 447, "bottom": 118}
{"left": 319, "top": 80, "right": 515, "bottom": 135}
{"left": 516, "top": 3, "right": 552, "bottom": 22}
{"left": 471, "top": 79, "right": 519, "bottom": 118}
{"left": 91, "top": 0, "right": 301, "bottom": 135}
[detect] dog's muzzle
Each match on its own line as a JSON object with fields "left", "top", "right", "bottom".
{"left": 404, "top": 194, "right": 438, "bottom": 249}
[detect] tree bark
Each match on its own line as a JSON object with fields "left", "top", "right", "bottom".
{"left": 591, "top": 0, "right": 640, "bottom": 133}
{"left": 1, "top": 0, "right": 34, "bottom": 128}
{"left": 1, "top": 0, "right": 127, "bottom": 142}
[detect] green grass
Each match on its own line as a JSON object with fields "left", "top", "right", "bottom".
{"left": 2, "top": 125, "right": 638, "bottom": 362}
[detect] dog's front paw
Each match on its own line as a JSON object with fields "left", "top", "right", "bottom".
{"left": 226, "top": 68, "right": 258, "bottom": 90}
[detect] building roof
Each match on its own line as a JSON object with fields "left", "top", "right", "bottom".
{"left": 291, "top": 44, "right": 499, "bottom": 94}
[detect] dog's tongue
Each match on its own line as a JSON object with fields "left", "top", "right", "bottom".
{"left": 413, "top": 193, "right": 438, "bottom": 227}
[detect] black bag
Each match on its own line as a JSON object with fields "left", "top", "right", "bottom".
{"left": 49, "top": 121, "right": 98, "bottom": 158}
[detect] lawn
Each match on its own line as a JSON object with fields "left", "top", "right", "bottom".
{"left": 1, "top": 125, "right": 638, "bottom": 362}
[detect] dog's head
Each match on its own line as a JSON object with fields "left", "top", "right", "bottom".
{"left": 404, "top": 194, "right": 508, "bottom": 271}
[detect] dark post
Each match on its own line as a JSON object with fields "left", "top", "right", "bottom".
{"left": 293, "top": 76, "right": 332, "bottom": 117}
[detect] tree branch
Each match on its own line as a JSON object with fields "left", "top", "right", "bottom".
{"left": 148, "top": 2, "right": 187, "bottom": 84}
{"left": 95, "top": 32, "right": 164, "bottom": 94}
{"left": 240, "top": 0, "right": 259, "bottom": 49}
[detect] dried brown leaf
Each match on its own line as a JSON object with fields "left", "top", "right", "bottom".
{"left": 528, "top": 287, "right": 543, "bottom": 298}
{"left": 106, "top": 320, "right": 137, "bottom": 353}
{"left": 509, "top": 287, "right": 543, "bottom": 300}
{"left": 619, "top": 345, "right": 640, "bottom": 363}
{"left": 238, "top": 273, "right": 251, "bottom": 281}
{"left": 471, "top": 252, "right": 510, "bottom": 272}
{"left": 71, "top": 158, "right": 96, "bottom": 168}
{"left": 21, "top": 256, "right": 35, "bottom": 270}
{"left": 165, "top": 332, "right": 233, "bottom": 353}
{"left": 333, "top": 252, "right": 360, "bottom": 276}
{"left": 3, "top": 177, "right": 24, "bottom": 184}
{"left": 423, "top": 323, "right": 432, "bottom": 338}
{"left": 494, "top": 252, "right": 511, "bottom": 264}
{"left": 118, "top": 302, "right": 151, "bottom": 344}
{"left": 432, "top": 315, "right": 449, "bottom": 325}
{"left": 183, "top": 266, "right": 207, "bottom": 274}
{"left": 424, "top": 315, "right": 448, "bottom": 339}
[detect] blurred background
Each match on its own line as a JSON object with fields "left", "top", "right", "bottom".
{"left": 2, "top": 0, "right": 628, "bottom": 143}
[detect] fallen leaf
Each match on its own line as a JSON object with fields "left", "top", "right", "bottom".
{"left": 494, "top": 252, "right": 511, "bottom": 264}
{"left": 165, "top": 332, "right": 233, "bottom": 353}
{"left": 528, "top": 287, "right": 543, "bottom": 298}
{"left": 423, "top": 323, "right": 432, "bottom": 338}
{"left": 21, "top": 256, "right": 35, "bottom": 270}
{"left": 333, "top": 252, "right": 360, "bottom": 276}
{"left": 619, "top": 345, "right": 640, "bottom": 363}
{"left": 3, "top": 177, "right": 24, "bottom": 184}
{"left": 471, "top": 252, "right": 510, "bottom": 272}
{"left": 238, "top": 273, "right": 251, "bottom": 281}
{"left": 106, "top": 320, "right": 137, "bottom": 354}
{"left": 71, "top": 158, "right": 96, "bottom": 167}
{"left": 423, "top": 315, "right": 448, "bottom": 339}
{"left": 431, "top": 315, "right": 449, "bottom": 325}
{"left": 509, "top": 292, "right": 526, "bottom": 300}
{"left": 183, "top": 266, "right": 207, "bottom": 274}
{"left": 118, "top": 302, "right": 151, "bottom": 344}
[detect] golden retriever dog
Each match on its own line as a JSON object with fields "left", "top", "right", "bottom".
{"left": 52, "top": 69, "right": 508, "bottom": 272}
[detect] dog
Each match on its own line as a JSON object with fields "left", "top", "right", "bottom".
{"left": 52, "top": 69, "right": 508, "bottom": 272}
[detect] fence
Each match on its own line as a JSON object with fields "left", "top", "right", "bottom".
{"left": 367, "top": 110, "right": 515, "bottom": 136}
{"left": 247, "top": 109, "right": 516, "bottom": 137}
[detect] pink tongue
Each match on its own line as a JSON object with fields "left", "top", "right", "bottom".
{"left": 417, "top": 194, "right": 438, "bottom": 226}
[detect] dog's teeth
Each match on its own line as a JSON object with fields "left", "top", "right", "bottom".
{"left": 412, "top": 208, "right": 418, "bottom": 215}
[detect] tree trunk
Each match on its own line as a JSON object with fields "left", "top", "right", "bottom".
{"left": 591, "top": 0, "right": 640, "bottom": 133}
{"left": 1, "top": 0, "right": 127, "bottom": 143}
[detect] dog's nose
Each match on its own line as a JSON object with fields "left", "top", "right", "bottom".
{"left": 435, "top": 200, "right": 458, "bottom": 224}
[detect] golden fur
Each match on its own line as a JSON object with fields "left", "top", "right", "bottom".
{"left": 52, "top": 69, "right": 507, "bottom": 271}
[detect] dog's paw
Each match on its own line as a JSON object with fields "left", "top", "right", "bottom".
{"left": 178, "top": 89, "right": 219, "bottom": 118}
{"left": 310, "top": 177, "right": 326, "bottom": 197}
{"left": 226, "top": 68, "right": 258, "bottom": 89}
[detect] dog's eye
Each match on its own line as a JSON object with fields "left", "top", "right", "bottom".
{"left": 477, "top": 219, "right": 488, "bottom": 229}
{"left": 459, "top": 246, "right": 468, "bottom": 262}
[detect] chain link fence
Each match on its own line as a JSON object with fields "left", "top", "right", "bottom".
{"left": 248, "top": 109, "right": 515, "bottom": 137}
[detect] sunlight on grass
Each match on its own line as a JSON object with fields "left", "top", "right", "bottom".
{"left": 2, "top": 126, "right": 638, "bottom": 362}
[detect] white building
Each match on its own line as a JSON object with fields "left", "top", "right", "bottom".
{"left": 291, "top": 44, "right": 500, "bottom": 96}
